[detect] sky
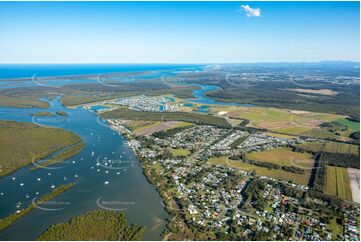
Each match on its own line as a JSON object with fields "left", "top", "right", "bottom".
{"left": 0, "top": 1, "right": 359, "bottom": 63}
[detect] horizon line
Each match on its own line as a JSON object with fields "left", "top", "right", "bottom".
{"left": 0, "top": 60, "right": 359, "bottom": 65}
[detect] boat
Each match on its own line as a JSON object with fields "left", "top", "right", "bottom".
{"left": 104, "top": 181, "right": 109, "bottom": 185}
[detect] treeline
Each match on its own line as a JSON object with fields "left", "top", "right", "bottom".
{"left": 230, "top": 136, "right": 248, "bottom": 149}
{"left": 152, "top": 125, "right": 191, "bottom": 139}
{"left": 312, "top": 165, "right": 326, "bottom": 192}
{"left": 37, "top": 210, "right": 145, "bottom": 241}
{"left": 320, "top": 152, "right": 359, "bottom": 169}
{"left": 243, "top": 179, "right": 267, "bottom": 211}
{"left": 244, "top": 159, "right": 305, "bottom": 174}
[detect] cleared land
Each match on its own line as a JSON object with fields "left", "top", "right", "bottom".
{"left": 101, "top": 108, "right": 231, "bottom": 128}
{"left": 212, "top": 106, "right": 347, "bottom": 140}
{"left": 297, "top": 141, "right": 359, "bottom": 155}
{"left": 325, "top": 166, "right": 353, "bottom": 201}
{"left": 134, "top": 121, "right": 184, "bottom": 136}
{"left": 286, "top": 88, "right": 338, "bottom": 96}
{"left": 37, "top": 210, "right": 145, "bottom": 241}
{"left": 0, "top": 120, "right": 83, "bottom": 177}
{"left": 348, "top": 168, "right": 360, "bottom": 203}
{"left": 245, "top": 147, "right": 314, "bottom": 169}
{"left": 209, "top": 156, "right": 310, "bottom": 185}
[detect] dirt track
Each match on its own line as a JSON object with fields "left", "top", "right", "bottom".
{"left": 348, "top": 168, "right": 360, "bottom": 203}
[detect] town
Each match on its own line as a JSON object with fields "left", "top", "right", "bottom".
{"left": 106, "top": 118, "right": 360, "bottom": 241}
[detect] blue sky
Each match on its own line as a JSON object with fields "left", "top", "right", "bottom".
{"left": 0, "top": 1, "right": 359, "bottom": 63}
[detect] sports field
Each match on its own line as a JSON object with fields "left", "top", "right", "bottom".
{"left": 169, "top": 148, "right": 191, "bottom": 157}
{"left": 325, "top": 166, "right": 353, "bottom": 201}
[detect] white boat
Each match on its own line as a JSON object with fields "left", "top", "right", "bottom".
{"left": 19, "top": 183, "right": 24, "bottom": 186}
{"left": 104, "top": 181, "right": 109, "bottom": 185}
{"left": 37, "top": 178, "right": 41, "bottom": 181}
{"left": 51, "top": 185, "right": 55, "bottom": 189}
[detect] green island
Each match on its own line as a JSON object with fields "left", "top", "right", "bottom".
{"left": 31, "top": 111, "right": 56, "bottom": 117}
{"left": 55, "top": 111, "right": 68, "bottom": 116}
{"left": 0, "top": 120, "right": 83, "bottom": 177}
{"left": 30, "top": 141, "right": 85, "bottom": 171}
{"left": 0, "top": 183, "right": 75, "bottom": 231}
{"left": 37, "top": 210, "right": 146, "bottom": 241}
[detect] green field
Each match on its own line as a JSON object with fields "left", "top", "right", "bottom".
{"left": 0, "top": 183, "right": 74, "bottom": 231}
{"left": 245, "top": 147, "right": 314, "bottom": 168}
{"left": 209, "top": 156, "right": 310, "bottom": 185}
{"left": 169, "top": 148, "right": 191, "bottom": 157}
{"left": 212, "top": 106, "right": 348, "bottom": 139}
{"left": 325, "top": 166, "right": 353, "bottom": 201}
{"left": 326, "top": 217, "right": 343, "bottom": 240}
{"left": 297, "top": 141, "right": 359, "bottom": 155}
{"left": 0, "top": 120, "right": 83, "bottom": 177}
{"left": 101, "top": 108, "right": 231, "bottom": 128}
{"left": 37, "top": 210, "right": 145, "bottom": 241}
{"left": 335, "top": 118, "right": 360, "bottom": 132}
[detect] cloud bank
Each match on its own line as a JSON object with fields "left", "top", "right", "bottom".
{"left": 241, "top": 5, "right": 261, "bottom": 17}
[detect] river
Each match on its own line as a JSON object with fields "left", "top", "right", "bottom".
{"left": 0, "top": 65, "right": 246, "bottom": 240}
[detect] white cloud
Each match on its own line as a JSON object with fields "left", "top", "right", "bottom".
{"left": 241, "top": 5, "right": 261, "bottom": 17}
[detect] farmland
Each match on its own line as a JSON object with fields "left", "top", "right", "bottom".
{"left": 325, "top": 166, "right": 353, "bottom": 201}
{"left": 297, "top": 141, "right": 359, "bottom": 155}
{"left": 245, "top": 147, "right": 314, "bottom": 169}
{"left": 208, "top": 156, "right": 311, "bottom": 185}
{"left": 210, "top": 106, "right": 352, "bottom": 140}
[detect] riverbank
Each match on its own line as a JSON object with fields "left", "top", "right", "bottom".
{"left": 0, "top": 183, "right": 74, "bottom": 231}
